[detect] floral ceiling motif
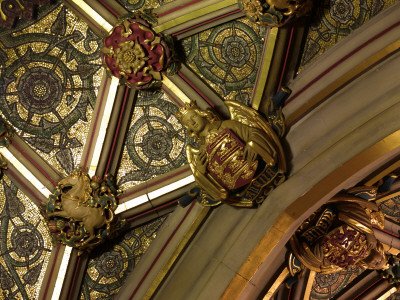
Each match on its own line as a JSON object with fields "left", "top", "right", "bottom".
{"left": 79, "top": 216, "right": 167, "bottom": 299}
{"left": 183, "top": 17, "right": 266, "bottom": 105}
{"left": 1, "top": 0, "right": 399, "bottom": 299}
{"left": 102, "top": 16, "right": 176, "bottom": 90}
{"left": 299, "top": 0, "right": 398, "bottom": 70}
{"left": 0, "top": 175, "right": 52, "bottom": 299}
{"left": 310, "top": 267, "right": 363, "bottom": 299}
{"left": 117, "top": 90, "right": 193, "bottom": 191}
{"left": 378, "top": 194, "right": 400, "bottom": 222}
{"left": 0, "top": 3, "right": 103, "bottom": 175}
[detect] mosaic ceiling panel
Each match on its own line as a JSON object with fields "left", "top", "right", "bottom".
{"left": 310, "top": 267, "right": 364, "bottom": 299}
{"left": 0, "top": 174, "right": 52, "bottom": 300}
{"left": 117, "top": 90, "right": 191, "bottom": 191}
{"left": 182, "top": 17, "right": 266, "bottom": 105}
{"left": 299, "top": 0, "right": 399, "bottom": 70}
{"left": 80, "top": 215, "right": 167, "bottom": 299}
{"left": 117, "top": 0, "right": 175, "bottom": 11}
{"left": 378, "top": 194, "right": 400, "bottom": 223}
{"left": 0, "top": 3, "right": 103, "bottom": 176}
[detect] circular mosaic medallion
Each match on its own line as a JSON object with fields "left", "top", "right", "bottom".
{"left": 12, "top": 230, "right": 39, "bottom": 257}
{"left": 183, "top": 18, "right": 264, "bottom": 100}
{"left": 95, "top": 250, "right": 124, "bottom": 279}
{"left": 311, "top": 267, "right": 363, "bottom": 299}
{"left": 0, "top": 4, "right": 102, "bottom": 174}
{"left": 221, "top": 35, "right": 251, "bottom": 68}
{"left": 0, "top": 50, "right": 97, "bottom": 138}
{"left": 118, "top": 91, "right": 189, "bottom": 186}
{"left": 9, "top": 224, "right": 44, "bottom": 263}
{"left": 18, "top": 67, "right": 63, "bottom": 114}
{"left": 330, "top": 0, "right": 354, "bottom": 24}
{"left": 118, "top": 0, "right": 147, "bottom": 10}
{"left": 141, "top": 129, "right": 173, "bottom": 160}
{"left": 126, "top": 115, "right": 183, "bottom": 170}
{"left": 300, "top": 0, "right": 389, "bottom": 67}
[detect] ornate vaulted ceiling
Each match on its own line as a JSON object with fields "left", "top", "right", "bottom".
{"left": 0, "top": 0, "right": 400, "bottom": 299}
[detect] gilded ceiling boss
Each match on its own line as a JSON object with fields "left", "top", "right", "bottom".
{"left": 43, "top": 171, "right": 126, "bottom": 254}
{"left": 287, "top": 185, "right": 395, "bottom": 286}
{"left": 101, "top": 13, "right": 176, "bottom": 90}
{"left": 177, "top": 90, "right": 289, "bottom": 207}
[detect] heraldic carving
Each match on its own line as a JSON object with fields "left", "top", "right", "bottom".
{"left": 101, "top": 13, "right": 176, "bottom": 90}
{"left": 239, "top": 0, "right": 313, "bottom": 27}
{"left": 44, "top": 171, "right": 126, "bottom": 253}
{"left": 289, "top": 186, "right": 387, "bottom": 276}
{"left": 177, "top": 93, "right": 288, "bottom": 208}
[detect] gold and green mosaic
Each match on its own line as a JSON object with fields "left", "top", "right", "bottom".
{"left": 79, "top": 216, "right": 167, "bottom": 299}
{"left": 117, "top": 90, "right": 191, "bottom": 191}
{"left": 299, "top": 0, "right": 399, "bottom": 71}
{"left": 182, "top": 17, "right": 266, "bottom": 105}
{"left": 310, "top": 267, "right": 364, "bottom": 299}
{"left": 0, "top": 3, "right": 103, "bottom": 176}
{"left": 0, "top": 175, "right": 52, "bottom": 299}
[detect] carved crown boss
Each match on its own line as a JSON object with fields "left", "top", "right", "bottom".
{"left": 177, "top": 89, "right": 289, "bottom": 208}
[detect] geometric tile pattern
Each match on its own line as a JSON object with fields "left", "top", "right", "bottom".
{"left": 117, "top": 90, "right": 191, "bottom": 191}
{"left": 183, "top": 17, "right": 266, "bottom": 105}
{"left": 0, "top": 3, "right": 103, "bottom": 175}
{"left": 0, "top": 175, "right": 52, "bottom": 300}
{"left": 80, "top": 216, "right": 167, "bottom": 299}
{"left": 299, "top": 0, "right": 399, "bottom": 71}
{"left": 311, "top": 267, "right": 364, "bottom": 299}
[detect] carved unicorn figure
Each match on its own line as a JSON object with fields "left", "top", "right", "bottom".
{"left": 47, "top": 170, "right": 114, "bottom": 247}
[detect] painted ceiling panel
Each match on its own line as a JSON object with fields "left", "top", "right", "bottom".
{"left": 117, "top": 90, "right": 191, "bottom": 191}
{"left": 79, "top": 215, "right": 167, "bottom": 299}
{"left": 310, "top": 267, "right": 364, "bottom": 299}
{"left": 0, "top": 174, "right": 52, "bottom": 299}
{"left": 299, "top": 0, "right": 399, "bottom": 70}
{"left": 0, "top": 2, "right": 103, "bottom": 176}
{"left": 182, "top": 17, "right": 266, "bottom": 105}
{"left": 379, "top": 194, "right": 400, "bottom": 223}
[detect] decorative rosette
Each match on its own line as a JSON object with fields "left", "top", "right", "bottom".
{"left": 238, "top": 0, "right": 313, "bottom": 27}
{"left": 101, "top": 15, "right": 176, "bottom": 89}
